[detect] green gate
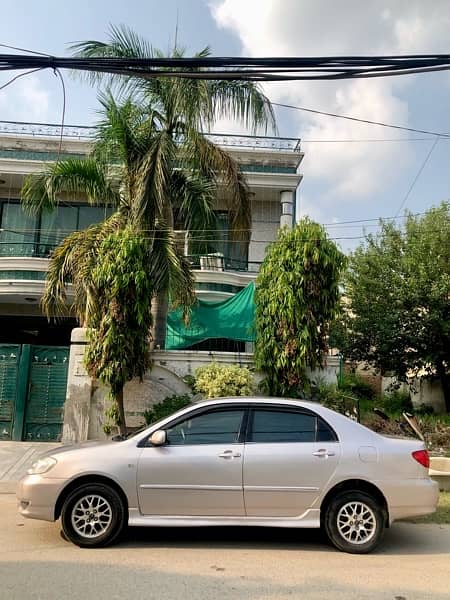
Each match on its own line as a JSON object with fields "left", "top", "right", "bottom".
{"left": 0, "top": 345, "right": 20, "bottom": 440}
{"left": 0, "top": 344, "right": 69, "bottom": 441}
{"left": 23, "top": 346, "right": 69, "bottom": 441}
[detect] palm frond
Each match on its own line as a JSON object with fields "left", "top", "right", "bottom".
{"left": 170, "top": 170, "right": 216, "bottom": 233}
{"left": 147, "top": 224, "right": 196, "bottom": 321}
{"left": 42, "top": 212, "right": 125, "bottom": 321}
{"left": 208, "top": 80, "right": 277, "bottom": 134}
{"left": 21, "top": 159, "right": 120, "bottom": 214}
{"left": 131, "top": 130, "right": 176, "bottom": 228}
{"left": 183, "top": 129, "right": 251, "bottom": 241}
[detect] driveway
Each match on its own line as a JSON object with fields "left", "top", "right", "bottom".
{"left": 0, "top": 492, "right": 449, "bottom": 600}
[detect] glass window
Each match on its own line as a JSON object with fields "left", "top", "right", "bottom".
{"left": 0, "top": 203, "right": 38, "bottom": 257}
{"left": 250, "top": 409, "right": 316, "bottom": 443}
{"left": 39, "top": 206, "right": 78, "bottom": 252}
{"left": 166, "top": 409, "right": 245, "bottom": 445}
{"left": 78, "top": 206, "right": 113, "bottom": 230}
{"left": 317, "top": 418, "right": 337, "bottom": 442}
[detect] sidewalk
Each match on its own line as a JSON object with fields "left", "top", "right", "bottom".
{"left": 0, "top": 441, "right": 61, "bottom": 493}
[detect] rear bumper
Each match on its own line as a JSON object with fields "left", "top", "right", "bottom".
{"left": 378, "top": 478, "right": 439, "bottom": 523}
{"left": 16, "top": 475, "right": 66, "bottom": 522}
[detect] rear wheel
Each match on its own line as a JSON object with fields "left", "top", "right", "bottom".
{"left": 61, "top": 483, "right": 126, "bottom": 548}
{"left": 324, "top": 491, "right": 385, "bottom": 554}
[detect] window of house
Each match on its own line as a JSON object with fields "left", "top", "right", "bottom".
{"left": 0, "top": 203, "right": 38, "bottom": 256}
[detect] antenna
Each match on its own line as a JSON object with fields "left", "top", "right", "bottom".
{"left": 174, "top": 8, "right": 179, "bottom": 52}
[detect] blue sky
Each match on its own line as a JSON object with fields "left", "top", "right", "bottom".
{"left": 1, "top": 0, "right": 449, "bottom": 251}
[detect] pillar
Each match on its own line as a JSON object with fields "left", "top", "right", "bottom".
{"left": 280, "top": 190, "right": 294, "bottom": 228}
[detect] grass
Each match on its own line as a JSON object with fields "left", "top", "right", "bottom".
{"left": 407, "top": 492, "right": 450, "bottom": 524}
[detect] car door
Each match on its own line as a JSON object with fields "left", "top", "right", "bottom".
{"left": 243, "top": 406, "right": 340, "bottom": 517}
{"left": 137, "top": 406, "right": 246, "bottom": 516}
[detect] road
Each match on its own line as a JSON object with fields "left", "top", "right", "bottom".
{"left": 1, "top": 492, "right": 449, "bottom": 600}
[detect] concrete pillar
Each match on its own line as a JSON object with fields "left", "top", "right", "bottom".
{"left": 62, "top": 328, "right": 92, "bottom": 443}
{"left": 280, "top": 190, "right": 294, "bottom": 228}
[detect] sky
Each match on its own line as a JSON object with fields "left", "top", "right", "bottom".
{"left": 1, "top": 0, "right": 449, "bottom": 251}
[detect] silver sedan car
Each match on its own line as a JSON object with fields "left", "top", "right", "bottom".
{"left": 17, "top": 397, "right": 438, "bottom": 553}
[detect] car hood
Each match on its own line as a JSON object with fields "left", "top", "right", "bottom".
{"left": 44, "top": 440, "right": 113, "bottom": 457}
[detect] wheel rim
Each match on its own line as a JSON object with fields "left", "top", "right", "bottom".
{"left": 71, "top": 494, "right": 113, "bottom": 539}
{"left": 336, "top": 501, "right": 377, "bottom": 545}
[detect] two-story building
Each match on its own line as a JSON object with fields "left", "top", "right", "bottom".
{"left": 0, "top": 120, "right": 304, "bottom": 442}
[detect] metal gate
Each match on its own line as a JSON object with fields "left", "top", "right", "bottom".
{"left": 0, "top": 345, "right": 20, "bottom": 440}
{"left": 0, "top": 344, "right": 69, "bottom": 441}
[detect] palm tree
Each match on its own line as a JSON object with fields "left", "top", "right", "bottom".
{"left": 21, "top": 28, "right": 275, "bottom": 432}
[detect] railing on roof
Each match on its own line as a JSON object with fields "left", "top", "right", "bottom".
{"left": 0, "top": 120, "right": 301, "bottom": 152}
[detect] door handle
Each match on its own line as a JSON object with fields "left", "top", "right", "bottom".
{"left": 218, "top": 450, "right": 242, "bottom": 459}
{"left": 312, "top": 449, "right": 336, "bottom": 458}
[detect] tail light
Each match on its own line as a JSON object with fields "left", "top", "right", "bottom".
{"left": 412, "top": 449, "right": 430, "bottom": 469}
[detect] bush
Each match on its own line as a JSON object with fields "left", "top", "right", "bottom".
{"left": 339, "top": 372, "right": 375, "bottom": 400}
{"left": 378, "top": 390, "right": 413, "bottom": 414}
{"left": 308, "top": 379, "right": 360, "bottom": 421}
{"left": 194, "top": 362, "right": 254, "bottom": 398}
{"left": 144, "top": 394, "right": 192, "bottom": 425}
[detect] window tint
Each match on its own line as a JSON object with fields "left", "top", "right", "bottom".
{"left": 317, "top": 418, "right": 337, "bottom": 442}
{"left": 250, "top": 410, "right": 316, "bottom": 443}
{"left": 166, "top": 409, "right": 244, "bottom": 445}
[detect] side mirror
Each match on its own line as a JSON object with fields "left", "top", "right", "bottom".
{"left": 150, "top": 430, "right": 167, "bottom": 446}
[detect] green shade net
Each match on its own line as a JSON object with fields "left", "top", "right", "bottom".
{"left": 166, "top": 283, "right": 255, "bottom": 349}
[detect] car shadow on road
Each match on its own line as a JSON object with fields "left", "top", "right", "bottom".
{"left": 115, "top": 523, "right": 450, "bottom": 555}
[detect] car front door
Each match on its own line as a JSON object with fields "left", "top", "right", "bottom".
{"left": 243, "top": 407, "right": 340, "bottom": 517}
{"left": 137, "top": 407, "right": 246, "bottom": 516}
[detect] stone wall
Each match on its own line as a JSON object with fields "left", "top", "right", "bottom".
{"left": 63, "top": 328, "right": 341, "bottom": 442}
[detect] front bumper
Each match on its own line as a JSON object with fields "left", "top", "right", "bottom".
{"left": 17, "top": 474, "right": 67, "bottom": 522}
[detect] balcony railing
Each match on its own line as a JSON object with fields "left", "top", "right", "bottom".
{"left": 187, "top": 254, "right": 261, "bottom": 273}
{"left": 0, "top": 243, "right": 261, "bottom": 273}
{"left": 0, "top": 241, "right": 58, "bottom": 258}
{"left": 0, "top": 120, "right": 301, "bottom": 153}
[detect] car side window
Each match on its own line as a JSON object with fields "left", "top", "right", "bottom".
{"left": 317, "top": 417, "right": 338, "bottom": 442}
{"left": 165, "top": 409, "right": 245, "bottom": 446}
{"left": 249, "top": 409, "right": 317, "bottom": 443}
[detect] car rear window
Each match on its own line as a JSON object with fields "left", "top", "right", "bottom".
{"left": 249, "top": 409, "right": 337, "bottom": 443}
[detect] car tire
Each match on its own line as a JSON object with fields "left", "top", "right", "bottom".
{"left": 324, "top": 490, "right": 386, "bottom": 554}
{"left": 61, "top": 483, "right": 126, "bottom": 548}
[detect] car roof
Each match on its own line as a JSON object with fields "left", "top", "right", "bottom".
{"left": 191, "top": 396, "right": 332, "bottom": 414}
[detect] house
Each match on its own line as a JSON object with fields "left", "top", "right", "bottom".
{"left": 0, "top": 119, "right": 305, "bottom": 441}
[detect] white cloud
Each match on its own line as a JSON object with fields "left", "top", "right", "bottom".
{"left": 210, "top": 0, "right": 450, "bottom": 212}
{"left": 0, "top": 74, "right": 50, "bottom": 122}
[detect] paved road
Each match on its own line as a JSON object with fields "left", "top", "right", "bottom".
{"left": 1, "top": 493, "right": 449, "bottom": 600}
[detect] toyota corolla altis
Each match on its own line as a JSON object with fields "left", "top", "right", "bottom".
{"left": 17, "top": 397, "right": 438, "bottom": 553}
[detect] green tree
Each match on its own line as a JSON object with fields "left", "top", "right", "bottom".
{"left": 22, "top": 28, "right": 274, "bottom": 433}
{"left": 337, "top": 203, "right": 450, "bottom": 411}
{"left": 255, "top": 219, "right": 347, "bottom": 396}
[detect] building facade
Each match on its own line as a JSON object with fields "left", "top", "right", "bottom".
{"left": 0, "top": 120, "right": 306, "bottom": 441}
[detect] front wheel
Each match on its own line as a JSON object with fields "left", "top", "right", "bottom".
{"left": 61, "top": 483, "right": 126, "bottom": 548}
{"left": 324, "top": 491, "right": 386, "bottom": 554}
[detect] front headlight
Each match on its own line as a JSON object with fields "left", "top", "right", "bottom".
{"left": 27, "top": 456, "right": 57, "bottom": 475}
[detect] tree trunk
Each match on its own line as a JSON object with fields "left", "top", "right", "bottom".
{"left": 116, "top": 387, "right": 127, "bottom": 437}
{"left": 437, "top": 362, "right": 450, "bottom": 413}
{"left": 151, "top": 291, "right": 169, "bottom": 350}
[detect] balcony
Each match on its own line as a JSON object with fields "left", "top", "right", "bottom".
{"left": 0, "top": 120, "right": 301, "bottom": 153}
{"left": 0, "top": 241, "right": 58, "bottom": 259}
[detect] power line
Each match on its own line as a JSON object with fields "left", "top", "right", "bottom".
{"left": 394, "top": 136, "right": 441, "bottom": 216}
{"left": 0, "top": 67, "right": 44, "bottom": 92}
{"left": 272, "top": 101, "right": 450, "bottom": 139}
{"left": 3, "top": 52, "right": 450, "bottom": 81}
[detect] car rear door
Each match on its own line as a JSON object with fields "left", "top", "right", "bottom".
{"left": 243, "top": 406, "right": 341, "bottom": 517}
{"left": 136, "top": 406, "right": 247, "bottom": 516}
